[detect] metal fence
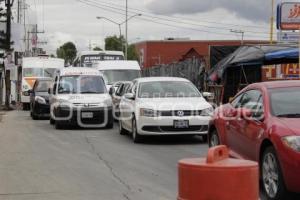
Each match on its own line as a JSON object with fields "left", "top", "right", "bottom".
{"left": 142, "top": 58, "right": 206, "bottom": 91}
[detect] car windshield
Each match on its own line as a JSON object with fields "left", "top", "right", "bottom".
{"left": 36, "top": 80, "right": 52, "bottom": 92}
{"left": 270, "top": 87, "right": 300, "bottom": 118}
{"left": 58, "top": 75, "right": 107, "bottom": 94}
{"left": 138, "top": 81, "right": 201, "bottom": 98}
{"left": 101, "top": 70, "right": 141, "bottom": 85}
{"left": 24, "top": 68, "right": 56, "bottom": 78}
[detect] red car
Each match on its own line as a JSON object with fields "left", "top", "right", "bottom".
{"left": 208, "top": 81, "right": 300, "bottom": 200}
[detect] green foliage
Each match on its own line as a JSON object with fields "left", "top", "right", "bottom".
{"left": 93, "top": 46, "right": 103, "bottom": 51}
{"left": 105, "top": 35, "right": 125, "bottom": 52}
{"left": 127, "top": 44, "right": 138, "bottom": 60}
{"left": 56, "top": 42, "right": 77, "bottom": 65}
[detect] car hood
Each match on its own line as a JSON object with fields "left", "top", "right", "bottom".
{"left": 136, "top": 97, "right": 212, "bottom": 111}
{"left": 57, "top": 94, "right": 112, "bottom": 105}
{"left": 275, "top": 118, "right": 300, "bottom": 136}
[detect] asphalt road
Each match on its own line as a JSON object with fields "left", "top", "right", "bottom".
{"left": 0, "top": 111, "right": 209, "bottom": 200}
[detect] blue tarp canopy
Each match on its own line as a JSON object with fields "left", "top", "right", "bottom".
{"left": 265, "top": 48, "right": 299, "bottom": 61}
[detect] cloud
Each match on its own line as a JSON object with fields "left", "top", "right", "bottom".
{"left": 146, "top": 0, "right": 270, "bottom": 22}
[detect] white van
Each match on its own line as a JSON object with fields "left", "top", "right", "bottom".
{"left": 96, "top": 60, "right": 141, "bottom": 90}
{"left": 49, "top": 67, "right": 113, "bottom": 129}
{"left": 73, "top": 51, "right": 125, "bottom": 67}
{"left": 21, "top": 56, "right": 64, "bottom": 110}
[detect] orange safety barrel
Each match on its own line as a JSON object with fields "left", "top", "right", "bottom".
{"left": 178, "top": 145, "right": 259, "bottom": 200}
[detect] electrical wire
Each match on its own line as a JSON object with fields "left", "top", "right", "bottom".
{"left": 77, "top": 0, "right": 270, "bottom": 39}
{"left": 91, "top": 0, "right": 270, "bottom": 31}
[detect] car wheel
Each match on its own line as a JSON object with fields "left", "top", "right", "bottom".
{"left": 201, "top": 135, "right": 208, "bottom": 143}
{"left": 261, "top": 146, "right": 287, "bottom": 200}
{"left": 50, "top": 117, "right": 55, "bottom": 125}
{"left": 132, "top": 117, "right": 142, "bottom": 143}
{"left": 119, "top": 120, "right": 127, "bottom": 135}
{"left": 106, "top": 119, "right": 114, "bottom": 129}
{"left": 55, "top": 120, "right": 64, "bottom": 130}
{"left": 209, "top": 130, "right": 220, "bottom": 147}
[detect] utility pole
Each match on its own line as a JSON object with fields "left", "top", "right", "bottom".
{"left": 230, "top": 29, "right": 244, "bottom": 45}
{"left": 270, "top": 0, "right": 275, "bottom": 44}
{"left": 17, "top": 0, "right": 20, "bottom": 23}
{"left": 125, "top": 0, "right": 128, "bottom": 60}
{"left": 4, "top": 0, "right": 13, "bottom": 109}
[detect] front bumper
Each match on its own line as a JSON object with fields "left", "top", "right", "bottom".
{"left": 54, "top": 106, "right": 113, "bottom": 127}
{"left": 136, "top": 116, "right": 210, "bottom": 135}
{"left": 33, "top": 103, "right": 50, "bottom": 117}
{"left": 277, "top": 143, "right": 300, "bottom": 193}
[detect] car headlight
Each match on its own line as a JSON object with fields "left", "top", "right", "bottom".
{"left": 35, "top": 96, "right": 46, "bottom": 104}
{"left": 23, "top": 91, "right": 30, "bottom": 96}
{"left": 200, "top": 107, "right": 214, "bottom": 116}
{"left": 140, "top": 108, "right": 160, "bottom": 117}
{"left": 282, "top": 136, "right": 300, "bottom": 152}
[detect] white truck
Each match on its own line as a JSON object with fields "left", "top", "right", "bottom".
{"left": 21, "top": 56, "right": 64, "bottom": 110}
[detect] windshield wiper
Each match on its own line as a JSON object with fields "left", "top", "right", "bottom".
{"left": 81, "top": 91, "right": 101, "bottom": 94}
{"left": 277, "top": 114, "right": 300, "bottom": 118}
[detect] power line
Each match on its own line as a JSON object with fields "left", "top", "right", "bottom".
{"left": 77, "top": 0, "right": 270, "bottom": 39}
{"left": 91, "top": 0, "right": 270, "bottom": 31}
{"left": 83, "top": 0, "right": 270, "bottom": 36}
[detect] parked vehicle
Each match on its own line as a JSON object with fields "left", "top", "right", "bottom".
{"left": 49, "top": 67, "right": 113, "bottom": 129}
{"left": 21, "top": 56, "right": 64, "bottom": 110}
{"left": 73, "top": 50, "right": 124, "bottom": 67}
{"left": 119, "top": 77, "right": 213, "bottom": 143}
{"left": 96, "top": 60, "right": 141, "bottom": 90}
{"left": 208, "top": 81, "right": 300, "bottom": 200}
{"left": 110, "top": 81, "right": 133, "bottom": 120}
{"left": 29, "top": 78, "right": 52, "bottom": 120}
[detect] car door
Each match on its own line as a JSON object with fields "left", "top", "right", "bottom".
{"left": 120, "top": 82, "right": 137, "bottom": 130}
{"left": 227, "top": 89, "right": 262, "bottom": 159}
{"left": 241, "top": 93, "right": 265, "bottom": 160}
{"left": 30, "top": 81, "right": 38, "bottom": 110}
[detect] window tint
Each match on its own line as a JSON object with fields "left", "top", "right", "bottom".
{"left": 240, "top": 90, "right": 261, "bottom": 110}
{"left": 115, "top": 84, "right": 124, "bottom": 96}
{"left": 231, "top": 94, "right": 243, "bottom": 108}
{"left": 35, "top": 80, "right": 52, "bottom": 92}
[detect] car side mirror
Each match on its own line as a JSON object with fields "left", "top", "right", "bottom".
{"left": 237, "top": 108, "right": 252, "bottom": 119}
{"left": 203, "top": 92, "right": 213, "bottom": 99}
{"left": 48, "top": 88, "right": 51, "bottom": 94}
{"left": 109, "top": 87, "right": 115, "bottom": 95}
{"left": 124, "top": 93, "right": 135, "bottom": 100}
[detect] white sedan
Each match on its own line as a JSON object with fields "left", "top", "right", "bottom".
{"left": 119, "top": 77, "right": 213, "bottom": 143}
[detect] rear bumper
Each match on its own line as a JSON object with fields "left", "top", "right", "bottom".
{"left": 54, "top": 106, "right": 113, "bottom": 127}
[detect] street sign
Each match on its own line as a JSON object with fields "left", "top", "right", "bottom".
{"left": 277, "top": 31, "right": 299, "bottom": 43}
{"left": 278, "top": 2, "right": 300, "bottom": 30}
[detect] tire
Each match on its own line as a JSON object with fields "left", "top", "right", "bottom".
{"left": 132, "top": 117, "right": 142, "bottom": 143}
{"left": 55, "top": 120, "right": 64, "bottom": 130}
{"left": 50, "top": 117, "right": 55, "bottom": 125}
{"left": 106, "top": 119, "right": 114, "bottom": 129}
{"left": 209, "top": 129, "right": 220, "bottom": 147}
{"left": 119, "top": 120, "right": 127, "bottom": 135}
{"left": 261, "top": 146, "right": 287, "bottom": 200}
{"left": 32, "top": 113, "right": 38, "bottom": 120}
{"left": 202, "top": 135, "right": 208, "bottom": 143}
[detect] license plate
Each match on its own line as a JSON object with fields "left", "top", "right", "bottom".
{"left": 174, "top": 120, "right": 189, "bottom": 128}
{"left": 82, "top": 112, "right": 94, "bottom": 119}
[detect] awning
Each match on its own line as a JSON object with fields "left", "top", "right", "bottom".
{"left": 265, "top": 48, "right": 299, "bottom": 61}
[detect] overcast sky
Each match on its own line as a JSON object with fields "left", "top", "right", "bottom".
{"left": 20, "top": 0, "right": 295, "bottom": 55}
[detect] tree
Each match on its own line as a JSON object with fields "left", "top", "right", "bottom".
{"left": 127, "top": 44, "right": 138, "bottom": 61}
{"left": 56, "top": 42, "right": 77, "bottom": 65}
{"left": 93, "top": 46, "right": 102, "bottom": 51}
{"left": 105, "top": 35, "right": 125, "bottom": 52}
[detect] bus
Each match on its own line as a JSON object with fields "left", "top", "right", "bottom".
{"left": 73, "top": 51, "right": 125, "bottom": 67}
{"left": 21, "top": 56, "right": 65, "bottom": 110}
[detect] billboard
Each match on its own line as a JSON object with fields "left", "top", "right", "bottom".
{"left": 278, "top": 2, "right": 300, "bottom": 30}
{"left": 277, "top": 31, "right": 299, "bottom": 43}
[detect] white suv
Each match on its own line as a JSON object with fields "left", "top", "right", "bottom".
{"left": 119, "top": 77, "right": 213, "bottom": 143}
{"left": 49, "top": 67, "right": 113, "bottom": 129}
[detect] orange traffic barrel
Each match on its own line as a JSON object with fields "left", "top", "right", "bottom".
{"left": 178, "top": 145, "right": 259, "bottom": 200}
